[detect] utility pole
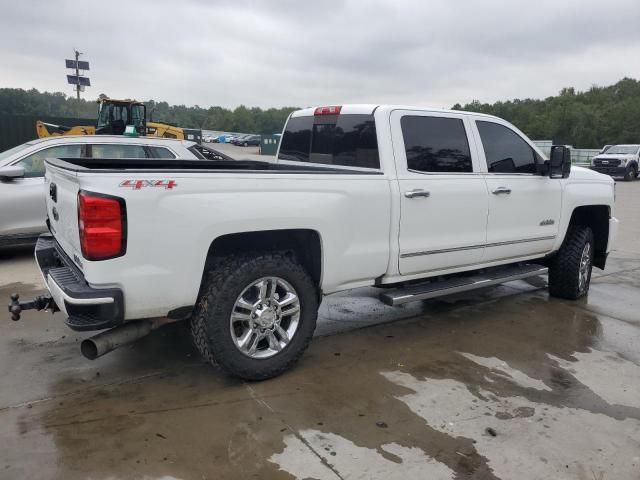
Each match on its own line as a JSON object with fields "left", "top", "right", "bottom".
{"left": 75, "top": 50, "right": 81, "bottom": 103}
{"left": 74, "top": 50, "right": 81, "bottom": 118}
{"left": 65, "top": 50, "right": 91, "bottom": 119}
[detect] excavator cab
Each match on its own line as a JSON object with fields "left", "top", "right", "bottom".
{"left": 95, "top": 98, "right": 146, "bottom": 135}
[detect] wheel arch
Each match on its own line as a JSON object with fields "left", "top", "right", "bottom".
{"left": 200, "top": 229, "right": 323, "bottom": 297}
{"left": 565, "top": 205, "right": 610, "bottom": 269}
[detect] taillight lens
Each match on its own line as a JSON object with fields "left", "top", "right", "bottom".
{"left": 78, "top": 191, "right": 126, "bottom": 260}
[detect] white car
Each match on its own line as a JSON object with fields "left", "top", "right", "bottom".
{"left": 0, "top": 135, "right": 201, "bottom": 246}
{"left": 11, "top": 104, "right": 618, "bottom": 380}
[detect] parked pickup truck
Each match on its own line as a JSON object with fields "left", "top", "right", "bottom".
{"left": 590, "top": 144, "right": 640, "bottom": 181}
{"left": 9, "top": 104, "right": 618, "bottom": 380}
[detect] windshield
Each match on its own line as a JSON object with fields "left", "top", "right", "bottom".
{"left": 131, "top": 104, "right": 145, "bottom": 127}
{"left": 0, "top": 143, "right": 31, "bottom": 162}
{"left": 605, "top": 145, "right": 639, "bottom": 155}
{"left": 97, "top": 103, "right": 130, "bottom": 128}
{"left": 97, "top": 103, "right": 110, "bottom": 128}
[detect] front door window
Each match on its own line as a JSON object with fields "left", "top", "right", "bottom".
{"left": 476, "top": 121, "right": 538, "bottom": 174}
{"left": 15, "top": 144, "right": 82, "bottom": 177}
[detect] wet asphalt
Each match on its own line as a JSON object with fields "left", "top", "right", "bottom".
{"left": 1, "top": 180, "right": 639, "bottom": 480}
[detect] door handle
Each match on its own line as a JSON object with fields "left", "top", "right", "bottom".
{"left": 404, "top": 189, "right": 431, "bottom": 199}
{"left": 492, "top": 187, "right": 512, "bottom": 195}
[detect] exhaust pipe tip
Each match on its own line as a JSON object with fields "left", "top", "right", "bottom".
{"left": 79, "top": 319, "right": 170, "bottom": 360}
{"left": 81, "top": 339, "right": 99, "bottom": 360}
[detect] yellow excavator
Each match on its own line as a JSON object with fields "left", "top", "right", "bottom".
{"left": 36, "top": 95, "right": 185, "bottom": 140}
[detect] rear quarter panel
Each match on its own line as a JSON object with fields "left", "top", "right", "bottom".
{"left": 68, "top": 171, "right": 392, "bottom": 320}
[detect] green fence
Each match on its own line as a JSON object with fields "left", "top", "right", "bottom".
{"left": 0, "top": 115, "right": 96, "bottom": 152}
{"left": 260, "top": 135, "right": 280, "bottom": 155}
{"left": 182, "top": 128, "right": 203, "bottom": 144}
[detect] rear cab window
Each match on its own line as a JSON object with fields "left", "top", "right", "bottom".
{"left": 278, "top": 112, "right": 380, "bottom": 170}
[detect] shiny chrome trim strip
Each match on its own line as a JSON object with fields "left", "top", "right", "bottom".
{"left": 417, "top": 251, "right": 552, "bottom": 274}
{"left": 402, "top": 244, "right": 481, "bottom": 257}
{"left": 400, "top": 235, "right": 556, "bottom": 258}
{"left": 485, "top": 235, "right": 557, "bottom": 248}
{"left": 406, "top": 169, "right": 481, "bottom": 176}
{"left": 482, "top": 173, "right": 539, "bottom": 176}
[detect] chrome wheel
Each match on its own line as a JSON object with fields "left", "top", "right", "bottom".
{"left": 230, "top": 277, "right": 301, "bottom": 359}
{"left": 578, "top": 242, "right": 592, "bottom": 294}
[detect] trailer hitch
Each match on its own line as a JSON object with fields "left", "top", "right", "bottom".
{"left": 8, "top": 293, "right": 59, "bottom": 321}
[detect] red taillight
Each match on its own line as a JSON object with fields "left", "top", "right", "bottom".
{"left": 314, "top": 105, "right": 342, "bottom": 116}
{"left": 78, "top": 191, "right": 126, "bottom": 260}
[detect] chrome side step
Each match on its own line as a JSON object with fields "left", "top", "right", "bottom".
{"left": 379, "top": 264, "right": 548, "bottom": 306}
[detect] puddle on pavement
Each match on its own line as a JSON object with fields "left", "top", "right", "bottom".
{"left": 263, "top": 293, "right": 640, "bottom": 479}
{"left": 3, "top": 271, "right": 640, "bottom": 479}
{"left": 271, "top": 429, "right": 456, "bottom": 480}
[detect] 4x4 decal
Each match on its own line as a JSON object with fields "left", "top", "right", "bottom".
{"left": 119, "top": 180, "right": 177, "bottom": 190}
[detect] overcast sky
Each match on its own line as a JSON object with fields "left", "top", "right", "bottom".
{"left": 2, "top": 0, "right": 640, "bottom": 109}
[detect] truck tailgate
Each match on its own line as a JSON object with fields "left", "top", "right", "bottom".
{"left": 45, "top": 162, "right": 82, "bottom": 263}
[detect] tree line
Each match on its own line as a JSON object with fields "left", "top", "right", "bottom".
{"left": 0, "top": 88, "right": 296, "bottom": 134}
{"left": 2, "top": 77, "right": 639, "bottom": 146}
{"left": 453, "top": 77, "right": 640, "bottom": 148}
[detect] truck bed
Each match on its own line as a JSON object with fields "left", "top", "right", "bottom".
{"left": 45, "top": 157, "right": 383, "bottom": 175}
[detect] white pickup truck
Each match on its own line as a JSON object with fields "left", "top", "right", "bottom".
{"left": 590, "top": 144, "right": 640, "bottom": 181}
{"left": 9, "top": 105, "right": 618, "bottom": 380}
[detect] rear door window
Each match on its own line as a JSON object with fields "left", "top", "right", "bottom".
{"left": 279, "top": 114, "right": 380, "bottom": 169}
{"left": 401, "top": 116, "right": 472, "bottom": 173}
{"left": 89, "top": 144, "right": 148, "bottom": 159}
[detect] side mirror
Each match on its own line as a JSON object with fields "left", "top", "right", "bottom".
{"left": 0, "top": 165, "right": 25, "bottom": 181}
{"left": 549, "top": 145, "right": 571, "bottom": 178}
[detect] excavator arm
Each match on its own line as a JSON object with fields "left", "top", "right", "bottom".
{"left": 146, "top": 122, "right": 185, "bottom": 140}
{"left": 36, "top": 120, "right": 96, "bottom": 138}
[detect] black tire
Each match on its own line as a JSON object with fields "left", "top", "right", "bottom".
{"left": 191, "top": 308, "right": 215, "bottom": 365}
{"left": 548, "top": 225, "right": 594, "bottom": 300}
{"left": 190, "top": 251, "right": 318, "bottom": 380}
{"left": 623, "top": 165, "right": 636, "bottom": 181}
